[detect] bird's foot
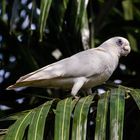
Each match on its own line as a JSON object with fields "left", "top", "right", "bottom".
{"left": 73, "top": 95, "right": 80, "bottom": 100}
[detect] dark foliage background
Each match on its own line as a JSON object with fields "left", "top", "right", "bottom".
{"left": 0, "top": 0, "right": 140, "bottom": 139}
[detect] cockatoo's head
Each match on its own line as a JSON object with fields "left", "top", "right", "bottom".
{"left": 107, "top": 37, "right": 131, "bottom": 57}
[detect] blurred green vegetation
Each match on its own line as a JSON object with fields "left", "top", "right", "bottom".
{"left": 0, "top": 0, "right": 140, "bottom": 140}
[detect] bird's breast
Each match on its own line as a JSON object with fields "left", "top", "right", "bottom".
{"left": 83, "top": 67, "right": 112, "bottom": 88}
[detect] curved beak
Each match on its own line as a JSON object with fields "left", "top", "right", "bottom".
{"left": 123, "top": 45, "right": 131, "bottom": 56}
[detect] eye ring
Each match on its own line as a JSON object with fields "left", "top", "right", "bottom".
{"left": 116, "top": 39, "right": 123, "bottom": 46}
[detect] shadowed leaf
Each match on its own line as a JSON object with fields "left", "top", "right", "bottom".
{"left": 130, "top": 89, "right": 140, "bottom": 110}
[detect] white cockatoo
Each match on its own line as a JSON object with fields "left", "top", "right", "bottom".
{"left": 7, "top": 37, "right": 131, "bottom": 97}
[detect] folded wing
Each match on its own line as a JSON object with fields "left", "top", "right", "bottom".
{"left": 7, "top": 48, "right": 107, "bottom": 90}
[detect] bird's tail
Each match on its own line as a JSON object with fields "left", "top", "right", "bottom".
{"left": 6, "top": 82, "right": 28, "bottom": 90}
{"left": 6, "top": 79, "right": 48, "bottom": 90}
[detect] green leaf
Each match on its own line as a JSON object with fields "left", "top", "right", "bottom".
{"left": 94, "top": 92, "right": 109, "bottom": 140}
{"left": 130, "top": 89, "right": 140, "bottom": 110}
{"left": 110, "top": 88, "right": 125, "bottom": 140}
{"left": 39, "top": 0, "right": 53, "bottom": 41}
{"left": 1, "top": 0, "right": 6, "bottom": 18}
{"left": 122, "top": 1, "right": 138, "bottom": 52}
{"left": 77, "top": 0, "right": 93, "bottom": 50}
{"left": 27, "top": 100, "right": 53, "bottom": 140}
{"left": 0, "top": 110, "right": 31, "bottom": 121}
{"left": 54, "top": 98, "right": 77, "bottom": 140}
{"left": 122, "top": 0, "right": 133, "bottom": 20}
{"left": 81, "top": 12, "right": 90, "bottom": 50}
{"left": 72, "top": 95, "right": 94, "bottom": 140}
{"left": 4, "top": 111, "right": 33, "bottom": 140}
{"left": 127, "top": 33, "right": 138, "bottom": 52}
{"left": 70, "top": 0, "right": 89, "bottom": 34}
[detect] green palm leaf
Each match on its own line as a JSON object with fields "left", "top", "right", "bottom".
{"left": 4, "top": 111, "right": 33, "bottom": 140}
{"left": 39, "top": 0, "right": 53, "bottom": 41}
{"left": 72, "top": 95, "right": 94, "bottom": 140}
{"left": 4, "top": 100, "right": 53, "bottom": 140}
{"left": 54, "top": 98, "right": 76, "bottom": 140}
{"left": 94, "top": 91, "right": 109, "bottom": 140}
{"left": 110, "top": 88, "right": 125, "bottom": 140}
{"left": 27, "top": 100, "right": 53, "bottom": 140}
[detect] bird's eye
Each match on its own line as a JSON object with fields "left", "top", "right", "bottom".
{"left": 116, "top": 39, "right": 123, "bottom": 46}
